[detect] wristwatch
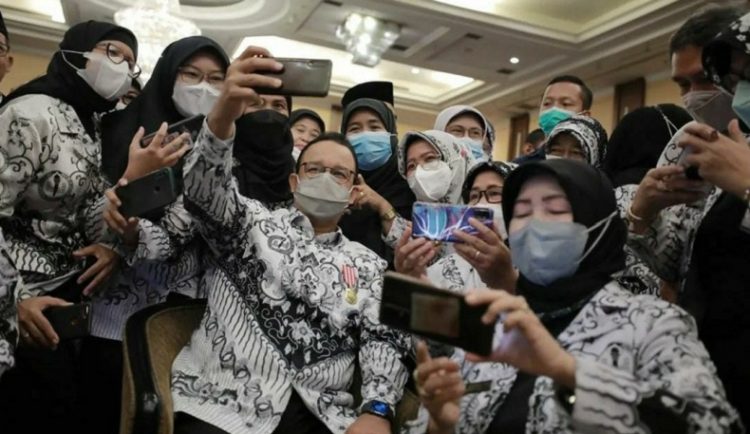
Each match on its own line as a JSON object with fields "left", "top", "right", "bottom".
{"left": 361, "top": 400, "right": 394, "bottom": 423}
{"left": 381, "top": 208, "right": 397, "bottom": 221}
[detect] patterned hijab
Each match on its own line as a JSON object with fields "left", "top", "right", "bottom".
{"left": 397, "top": 129, "right": 479, "bottom": 204}
{"left": 703, "top": 12, "right": 750, "bottom": 94}
{"left": 544, "top": 115, "right": 608, "bottom": 168}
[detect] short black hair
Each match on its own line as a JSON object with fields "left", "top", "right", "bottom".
{"left": 295, "top": 132, "right": 359, "bottom": 177}
{"left": 546, "top": 75, "right": 593, "bottom": 110}
{"left": 669, "top": 4, "right": 743, "bottom": 55}
{"left": 526, "top": 128, "right": 546, "bottom": 147}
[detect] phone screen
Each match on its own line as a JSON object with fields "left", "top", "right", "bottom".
{"left": 410, "top": 293, "right": 460, "bottom": 338}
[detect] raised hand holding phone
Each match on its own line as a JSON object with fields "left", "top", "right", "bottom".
{"left": 122, "top": 122, "right": 191, "bottom": 182}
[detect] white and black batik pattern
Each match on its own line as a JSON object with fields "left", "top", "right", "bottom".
{"left": 0, "top": 94, "right": 112, "bottom": 296}
{"left": 0, "top": 234, "right": 19, "bottom": 377}
{"left": 169, "top": 122, "right": 411, "bottom": 434}
{"left": 403, "top": 282, "right": 742, "bottom": 434}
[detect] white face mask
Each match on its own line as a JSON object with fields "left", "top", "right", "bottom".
{"left": 66, "top": 51, "right": 131, "bottom": 101}
{"left": 480, "top": 203, "right": 507, "bottom": 240}
{"left": 114, "top": 101, "right": 127, "bottom": 111}
{"left": 172, "top": 81, "right": 221, "bottom": 118}
{"left": 407, "top": 160, "right": 453, "bottom": 202}
{"left": 293, "top": 173, "right": 352, "bottom": 220}
{"left": 291, "top": 147, "right": 302, "bottom": 162}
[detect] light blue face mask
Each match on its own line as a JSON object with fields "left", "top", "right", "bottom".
{"left": 731, "top": 80, "right": 750, "bottom": 128}
{"left": 348, "top": 131, "right": 393, "bottom": 171}
{"left": 509, "top": 211, "right": 616, "bottom": 286}
{"left": 539, "top": 106, "right": 575, "bottom": 136}
{"left": 457, "top": 136, "right": 487, "bottom": 160}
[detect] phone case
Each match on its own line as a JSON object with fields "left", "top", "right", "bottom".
{"left": 379, "top": 272, "right": 495, "bottom": 356}
{"left": 412, "top": 202, "right": 494, "bottom": 243}
{"left": 117, "top": 168, "right": 179, "bottom": 218}
{"left": 254, "top": 58, "right": 332, "bottom": 97}
{"left": 44, "top": 302, "right": 92, "bottom": 340}
{"left": 140, "top": 114, "right": 205, "bottom": 148}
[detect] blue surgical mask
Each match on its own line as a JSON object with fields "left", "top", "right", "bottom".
{"left": 731, "top": 81, "right": 750, "bottom": 128}
{"left": 457, "top": 137, "right": 486, "bottom": 160}
{"left": 509, "top": 211, "right": 616, "bottom": 286}
{"left": 539, "top": 107, "right": 575, "bottom": 136}
{"left": 348, "top": 131, "right": 393, "bottom": 171}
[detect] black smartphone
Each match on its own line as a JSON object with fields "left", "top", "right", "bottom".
{"left": 140, "top": 114, "right": 205, "bottom": 148}
{"left": 116, "top": 168, "right": 179, "bottom": 218}
{"left": 44, "top": 302, "right": 92, "bottom": 340}
{"left": 254, "top": 58, "right": 332, "bottom": 97}
{"left": 379, "top": 272, "right": 495, "bottom": 356}
{"left": 412, "top": 203, "right": 494, "bottom": 243}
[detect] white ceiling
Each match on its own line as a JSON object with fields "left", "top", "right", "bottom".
{"left": 0, "top": 0, "right": 729, "bottom": 114}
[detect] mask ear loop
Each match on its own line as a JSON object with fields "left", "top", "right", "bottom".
{"left": 576, "top": 210, "right": 618, "bottom": 264}
{"left": 59, "top": 50, "right": 87, "bottom": 71}
{"left": 654, "top": 105, "right": 679, "bottom": 138}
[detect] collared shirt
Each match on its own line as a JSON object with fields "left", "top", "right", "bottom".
{"left": 170, "top": 122, "right": 411, "bottom": 434}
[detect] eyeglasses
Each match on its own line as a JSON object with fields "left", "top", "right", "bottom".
{"left": 93, "top": 42, "right": 141, "bottom": 78}
{"left": 177, "top": 66, "right": 226, "bottom": 87}
{"left": 300, "top": 162, "right": 355, "bottom": 185}
{"left": 468, "top": 188, "right": 503, "bottom": 204}
{"left": 0, "top": 42, "right": 9, "bottom": 57}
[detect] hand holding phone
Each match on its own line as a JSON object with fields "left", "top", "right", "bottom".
{"left": 140, "top": 115, "right": 204, "bottom": 148}
{"left": 412, "top": 203, "right": 494, "bottom": 243}
{"left": 116, "top": 168, "right": 179, "bottom": 218}
{"left": 379, "top": 272, "right": 496, "bottom": 355}
{"left": 43, "top": 302, "right": 92, "bottom": 341}
{"left": 253, "top": 58, "right": 332, "bottom": 97}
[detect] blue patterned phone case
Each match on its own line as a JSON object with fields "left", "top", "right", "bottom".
{"left": 411, "top": 202, "right": 494, "bottom": 242}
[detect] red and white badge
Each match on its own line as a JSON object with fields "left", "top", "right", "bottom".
{"left": 342, "top": 265, "right": 358, "bottom": 304}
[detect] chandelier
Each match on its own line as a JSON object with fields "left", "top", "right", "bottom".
{"left": 114, "top": 0, "right": 201, "bottom": 81}
{"left": 336, "top": 13, "right": 400, "bottom": 67}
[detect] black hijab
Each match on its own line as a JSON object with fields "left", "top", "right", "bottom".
{"left": 502, "top": 159, "right": 626, "bottom": 324}
{"left": 289, "top": 108, "right": 325, "bottom": 132}
{"left": 233, "top": 109, "right": 295, "bottom": 204}
{"left": 1, "top": 21, "right": 138, "bottom": 140}
{"left": 603, "top": 104, "right": 692, "bottom": 187}
{"left": 338, "top": 98, "right": 415, "bottom": 267}
{"left": 100, "top": 36, "right": 228, "bottom": 183}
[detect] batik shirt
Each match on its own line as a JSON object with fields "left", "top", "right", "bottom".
{"left": 170, "top": 122, "right": 411, "bottom": 434}
{"left": 403, "top": 282, "right": 742, "bottom": 433}
{"left": 0, "top": 233, "right": 19, "bottom": 377}
{"left": 0, "top": 94, "right": 109, "bottom": 296}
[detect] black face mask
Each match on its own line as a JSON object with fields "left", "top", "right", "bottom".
{"left": 233, "top": 110, "right": 295, "bottom": 204}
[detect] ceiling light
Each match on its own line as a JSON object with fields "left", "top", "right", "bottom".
{"left": 115, "top": 0, "right": 201, "bottom": 81}
{"left": 509, "top": 57, "right": 520, "bottom": 64}
{"left": 411, "top": 67, "right": 421, "bottom": 74}
{"left": 336, "top": 13, "right": 400, "bottom": 67}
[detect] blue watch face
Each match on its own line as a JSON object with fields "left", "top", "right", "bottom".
{"left": 372, "top": 401, "right": 389, "bottom": 413}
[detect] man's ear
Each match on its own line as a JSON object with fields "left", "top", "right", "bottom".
{"left": 289, "top": 172, "right": 299, "bottom": 193}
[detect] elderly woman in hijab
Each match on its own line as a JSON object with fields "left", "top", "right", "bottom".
{"left": 544, "top": 114, "right": 607, "bottom": 167}
{"left": 434, "top": 105, "right": 493, "bottom": 161}
{"left": 338, "top": 98, "right": 414, "bottom": 268}
{"left": 289, "top": 108, "right": 325, "bottom": 160}
{"left": 408, "top": 159, "right": 741, "bottom": 434}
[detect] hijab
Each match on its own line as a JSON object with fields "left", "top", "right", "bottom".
{"left": 544, "top": 115, "right": 608, "bottom": 168}
{"left": 289, "top": 108, "right": 325, "bottom": 132}
{"left": 233, "top": 109, "right": 295, "bottom": 204}
{"left": 460, "top": 160, "right": 517, "bottom": 203}
{"left": 433, "top": 105, "right": 492, "bottom": 153}
{"left": 397, "top": 129, "right": 479, "bottom": 204}
{"left": 100, "top": 36, "right": 228, "bottom": 183}
{"left": 501, "top": 159, "right": 626, "bottom": 320}
{"left": 703, "top": 12, "right": 750, "bottom": 94}
{"left": 603, "top": 104, "right": 692, "bottom": 187}
{"left": 1, "top": 21, "right": 138, "bottom": 140}
{"left": 338, "top": 98, "right": 414, "bottom": 267}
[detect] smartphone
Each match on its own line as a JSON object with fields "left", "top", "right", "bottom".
{"left": 140, "top": 114, "right": 205, "bottom": 148}
{"left": 412, "top": 203, "right": 494, "bottom": 243}
{"left": 44, "top": 302, "right": 92, "bottom": 340}
{"left": 676, "top": 145, "right": 703, "bottom": 181}
{"left": 254, "top": 58, "right": 332, "bottom": 97}
{"left": 116, "top": 168, "right": 179, "bottom": 218}
{"left": 379, "top": 272, "right": 495, "bottom": 356}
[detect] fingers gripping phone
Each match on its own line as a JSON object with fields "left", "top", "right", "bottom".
{"left": 140, "top": 114, "right": 205, "bottom": 148}
{"left": 412, "top": 203, "right": 494, "bottom": 243}
{"left": 44, "top": 302, "right": 92, "bottom": 340}
{"left": 254, "top": 58, "right": 333, "bottom": 97}
{"left": 116, "top": 168, "right": 179, "bottom": 218}
{"left": 379, "top": 272, "right": 496, "bottom": 356}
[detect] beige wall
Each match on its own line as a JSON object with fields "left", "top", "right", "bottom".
{"left": 0, "top": 51, "right": 48, "bottom": 95}
{"left": 486, "top": 75, "right": 684, "bottom": 161}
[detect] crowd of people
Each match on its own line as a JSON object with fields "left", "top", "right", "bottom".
{"left": 0, "top": 3, "right": 749, "bottom": 434}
